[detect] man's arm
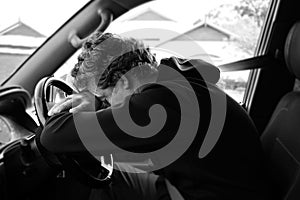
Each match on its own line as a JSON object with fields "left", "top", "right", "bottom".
{"left": 39, "top": 86, "right": 180, "bottom": 155}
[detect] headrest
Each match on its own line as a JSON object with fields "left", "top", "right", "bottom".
{"left": 158, "top": 57, "right": 220, "bottom": 84}
{"left": 285, "top": 21, "right": 300, "bottom": 79}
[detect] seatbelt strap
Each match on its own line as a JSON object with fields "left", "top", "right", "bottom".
{"left": 165, "top": 179, "right": 184, "bottom": 200}
{"left": 218, "top": 54, "right": 277, "bottom": 72}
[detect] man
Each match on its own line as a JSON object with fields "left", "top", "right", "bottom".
{"left": 37, "top": 31, "right": 271, "bottom": 199}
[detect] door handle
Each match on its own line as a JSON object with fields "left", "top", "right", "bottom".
{"left": 68, "top": 9, "right": 113, "bottom": 48}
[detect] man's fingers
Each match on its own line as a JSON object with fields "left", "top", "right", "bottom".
{"left": 48, "top": 102, "right": 63, "bottom": 116}
{"left": 47, "top": 92, "right": 96, "bottom": 116}
{"left": 48, "top": 98, "right": 73, "bottom": 116}
{"left": 69, "top": 103, "right": 89, "bottom": 114}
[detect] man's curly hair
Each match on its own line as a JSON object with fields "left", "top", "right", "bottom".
{"left": 70, "top": 32, "right": 158, "bottom": 91}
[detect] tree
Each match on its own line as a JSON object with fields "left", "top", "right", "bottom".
{"left": 234, "top": 0, "right": 270, "bottom": 27}
{"left": 206, "top": 4, "right": 260, "bottom": 54}
{"left": 206, "top": 0, "right": 270, "bottom": 55}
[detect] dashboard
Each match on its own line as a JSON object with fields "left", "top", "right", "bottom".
{"left": 0, "top": 115, "right": 34, "bottom": 148}
{"left": 0, "top": 86, "right": 54, "bottom": 200}
{"left": 0, "top": 86, "right": 37, "bottom": 149}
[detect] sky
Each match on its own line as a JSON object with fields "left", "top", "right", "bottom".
{"left": 0, "top": 0, "right": 89, "bottom": 36}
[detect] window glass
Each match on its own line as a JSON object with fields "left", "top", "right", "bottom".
{"left": 56, "top": 0, "right": 272, "bottom": 103}
{"left": 216, "top": 70, "right": 250, "bottom": 102}
{"left": 108, "top": 0, "right": 271, "bottom": 103}
{"left": 294, "top": 79, "right": 300, "bottom": 91}
{"left": 0, "top": 0, "right": 90, "bottom": 84}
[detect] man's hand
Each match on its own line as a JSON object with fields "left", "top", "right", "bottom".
{"left": 48, "top": 91, "right": 97, "bottom": 116}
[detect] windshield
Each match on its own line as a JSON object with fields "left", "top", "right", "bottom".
{"left": 0, "top": 0, "right": 90, "bottom": 84}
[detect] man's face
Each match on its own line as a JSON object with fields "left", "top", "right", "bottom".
{"left": 93, "top": 76, "right": 132, "bottom": 107}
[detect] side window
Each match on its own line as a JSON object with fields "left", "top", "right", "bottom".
{"left": 56, "top": 0, "right": 272, "bottom": 103}
{"left": 107, "top": 0, "right": 272, "bottom": 103}
{"left": 294, "top": 79, "right": 300, "bottom": 91}
{"left": 217, "top": 70, "right": 250, "bottom": 102}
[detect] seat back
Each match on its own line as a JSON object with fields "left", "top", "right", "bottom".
{"left": 261, "top": 21, "right": 300, "bottom": 200}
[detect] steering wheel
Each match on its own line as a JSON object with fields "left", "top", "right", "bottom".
{"left": 34, "top": 76, "right": 76, "bottom": 126}
{"left": 34, "top": 76, "right": 113, "bottom": 188}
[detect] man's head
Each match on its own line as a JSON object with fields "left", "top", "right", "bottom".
{"left": 69, "top": 32, "right": 158, "bottom": 105}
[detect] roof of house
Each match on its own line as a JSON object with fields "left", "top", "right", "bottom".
{"left": 127, "top": 8, "right": 174, "bottom": 21}
{"left": 0, "top": 21, "right": 45, "bottom": 81}
{"left": 0, "top": 20, "right": 45, "bottom": 37}
{"left": 157, "top": 21, "right": 238, "bottom": 46}
{"left": 0, "top": 20, "right": 45, "bottom": 51}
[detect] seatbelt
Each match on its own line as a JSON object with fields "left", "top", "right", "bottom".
{"left": 165, "top": 179, "right": 184, "bottom": 200}
{"left": 218, "top": 54, "right": 278, "bottom": 72}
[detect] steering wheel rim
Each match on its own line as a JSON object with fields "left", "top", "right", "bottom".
{"left": 34, "top": 76, "right": 76, "bottom": 127}
{"left": 34, "top": 76, "right": 113, "bottom": 187}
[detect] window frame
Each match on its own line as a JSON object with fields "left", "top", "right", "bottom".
{"left": 243, "top": 0, "right": 281, "bottom": 110}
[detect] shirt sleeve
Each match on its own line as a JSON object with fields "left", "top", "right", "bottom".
{"left": 39, "top": 86, "right": 181, "bottom": 156}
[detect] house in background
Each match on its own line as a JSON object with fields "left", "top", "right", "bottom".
{"left": 0, "top": 20, "right": 45, "bottom": 81}
{"left": 105, "top": 8, "right": 250, "bottom": 102}
{"left": 106, "top": 8, "right": 188, "bottom": 47}
{"left": 107, "top": 8, "right": 248, "bottom": 66}
{"left": 157, "top": 20, "right": 244, "bottom": 65}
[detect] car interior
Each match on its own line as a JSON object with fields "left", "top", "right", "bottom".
{"left": 0, "top": 0, "right": 299, "bottom": 199}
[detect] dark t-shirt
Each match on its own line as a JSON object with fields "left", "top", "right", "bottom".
{"left": 38, "top": 63, "right": 271, "bottom": 200}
